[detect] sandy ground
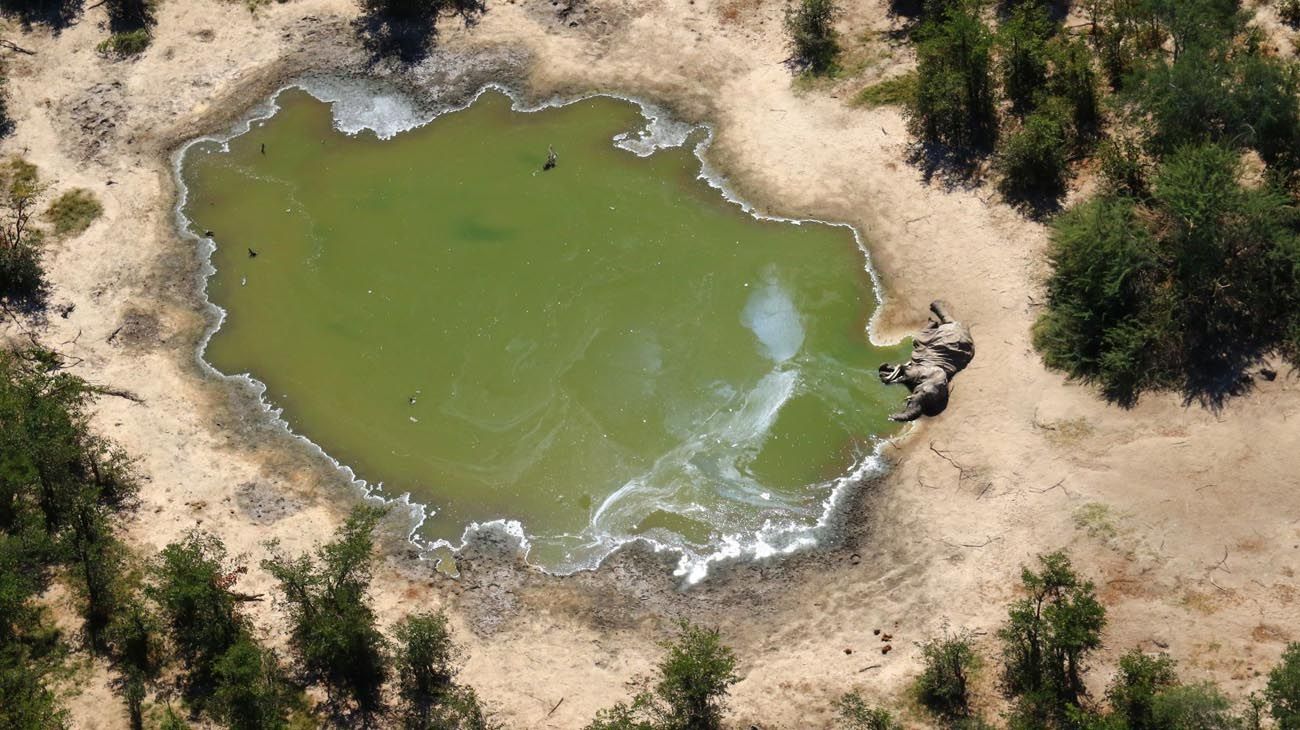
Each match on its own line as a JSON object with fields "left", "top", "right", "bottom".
{"left": 3, "top": 0, "right": 1299, "bottom": 727}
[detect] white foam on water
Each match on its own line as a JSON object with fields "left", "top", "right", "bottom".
{"left": 296, "top": 76, "right": 431, "bottom": 139}
{"left": 173, "top": 77, "right": 907, "bottom": 587}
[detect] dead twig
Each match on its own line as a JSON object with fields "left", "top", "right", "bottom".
{"left": 0, "top": 39, "right": 36, "bottom": 55}
{"left": 547, "top": 697, "right": 564, "bottom": 717}
{"left": 928, "top": 441, "right": 972, "bottom": 487}
{"left": 1210, "top": 546, "right": 1230, "bottom": 574}
{"left": 1030, "top": 478, "right": 1069, "bottom": 496}
{"left": 92, "top": 386, "right": 145, "bottom": 404}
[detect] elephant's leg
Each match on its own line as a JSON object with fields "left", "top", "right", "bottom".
{"left": 889, "top": 395, "right": 926, "bottom": 422}
{"left": 929, "top": 300, "right": 954, "bottom": 325}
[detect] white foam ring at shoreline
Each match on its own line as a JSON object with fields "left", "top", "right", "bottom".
{"left": 171, "top": 75, "right": 907, "bottom": 587}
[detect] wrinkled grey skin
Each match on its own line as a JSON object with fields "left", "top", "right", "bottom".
{"left": 879, "top": 301, "right": 975, "bottom": 422}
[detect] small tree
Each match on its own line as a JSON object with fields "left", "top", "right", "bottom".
{"left": 107, "top": 597, "right": 166, "bottom": 730}
{"left": 262, "top": 505, "right": 391, "bottom": 714}
{"left": 999, "top": 551, "right": 1106, "bottom": 727}
{"left": 785, "top": 0, "right": 840, "bottom": 74}
{"left": 909, "top": 1, "right": 998, "bottom": 152}
{"left": 997, "top": 2, "right": 1053, "bottom": 115}
{"left": 584, "top": 621, "right": 739, "bottom": 730}
{"left": 915, "top": 631, "right": 979, "bottom": 720}
{"left": 1105, "top": 649, "right": 1179, "bottom": 729}
{"left": 1269, "top": 643, "right": 1300, "bottom": 729}
{"left": 148, "top": 532, "right": 248, "bottom": 695}
{"left": 210, "top": 637, "right": 292, "bottom": 730}
{"left": 1149, "top": 683, "right": 1238, "bottom": 730}
{"left": 392, "top": 610, "right": 493, "bottom": 729}
{"left": 0, "top": 159, "right": 48, "bottom": 307}
{"left": 996, "top": 103, "right": 1070, "bottom": 206}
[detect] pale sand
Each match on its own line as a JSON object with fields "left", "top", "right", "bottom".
{"left": 3, "top": 1, "right": 1298, "bottom": 727}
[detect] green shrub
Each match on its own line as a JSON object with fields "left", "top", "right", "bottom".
{"left": 0, "top": 159, "right": 47, "bottom": 307}
{"left": 999, "top": 551, "right": 1106, "bottom": 728}
{"left": 584, "top": 621, "right": 739, "bottom": 730}
{"left": 210, "top": 638, "right": 292, "bottom": 730}
{"left": 908, "top": 1, "right": 997, "bottom": 151}
{"left": 997, "top": 2, "right": 1053, "bottom": 115}
{"left": 835, "top": 692, "right": 900, "bottom": 729}
{"left": 1046, "top": 37, "right": 1101, "bottom": 140}
{"left": 1150, "top": 683, "right": 1238, "bottom": 730}
{"left": 149, "top": 533, "right": 248, "bottom": 689}
{"left": 1269, "top": 643, "right": 1300, "bottom": 729}
{"left": 1036, "top": 142, "right": 1300, "bottom": 403}
{"left": 1106, "top": 650, "right": 1179, "bottom": 728}
{"left": 1097, "top": 136, "right": 1150, "bottom": 199}
{"left": 785, "top": 0, "right": 840, "bottom": 74}
{"left": 915, "top": 632, "right": 979, "bottom": 719}
{"left": 262, "top": 505, "right": 391, "bottom": 714}
{"left": 44, "top": 189, "right": 102, "bottom": 237}
{"left": 393, "top": 611, "right": 494, "bottom": 729}
{"left": 855, "top": 72, "right": 917, "bottom": 108}
{"left": 97, "top": 29, "right": 152, "bottom": 57}
{"left": 996, "top": 103, "right": 1069, "bottom": 204}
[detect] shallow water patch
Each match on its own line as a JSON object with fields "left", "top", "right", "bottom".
{"left": 180, "top": 87, "right": 910, "bottom": 580}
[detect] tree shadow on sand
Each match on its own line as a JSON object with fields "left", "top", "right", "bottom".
{"left": 907, "top": 139, "right": 991, "bottom": 194}
{"left": 0, "top": 0, "right": 83, "bottom": 32}
{"left": 354, "top": 1, "right": 486, "bottom": 66}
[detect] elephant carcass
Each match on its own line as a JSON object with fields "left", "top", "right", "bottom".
{"left": 878, "top": 300, "right": 974, "bottom": 422}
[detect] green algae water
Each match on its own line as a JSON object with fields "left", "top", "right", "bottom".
{"left": 181, "top": 86, "right": 910, "bottom": 580}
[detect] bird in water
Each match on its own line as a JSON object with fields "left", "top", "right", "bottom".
{"left": 543, "top": 145, "right": 558, "bottom": 171}
{"left": 248, "top": 247, "right": 258, "bottom": 258}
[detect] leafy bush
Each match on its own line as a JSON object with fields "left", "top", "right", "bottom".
{"left": 584, "top": 621, "right": 739, "bottom": 730}
{"left": 1269, "top": 643, "right": 1300, "bottom": 729}
{"left": 107, "top": 598, "right": 166, "bottom": 729}
{"left": 44, "top": 189, "right": 102, "bottom": 237}
{"left": 149, "top": 533, "right": 248, "bottom": 691}
{"left": 915, "top": 632, "right": 979, "bottom": 719}
{"left": 997, "top": 103, "right": 1069, "bottom": 204}
{"left": 210, "top": 637, "right": 293, "bottom": 730}
{"left": 785, "top": 0, "right": 840, "bottom": 74}
{"left": 393, "top": 611, "right": 494, "bottom": 729}
{"left": 1106, "top": 650, "right": 1179, "bottom": 728}
{"left": 835, "top": 692, "right": 900, "bottom": 730}
{"left": 1097, "top": 136, "right": 1150, "bottom": 199}
{"left": 0, "top": 159, "right": 47, "bottom": 307}
{"left": 855, "top": 72, "right": 916, "bottom": 108}
{"left": 1046, "top": 36, "right": 1101, "bottom": 140}
{"left": 999, "top": 551, "right": 1106, "bottom": 728}
{"left": 1149, "top": 683, "right": 1239, "bottom": 730}
{"left": 1036, "top": 144, "right": 1300, "bottom": 403}
{"left": 262, "top": 505, "right": 391, "bottom": 714}
{"left": 908, "top": 1, "right": 997, "bottom": 151}
{"left": 97, "top": 29, "right": 152, "bottom": 57}
{"left": 997, "top": 2, "right": 1053, "bottom": 114}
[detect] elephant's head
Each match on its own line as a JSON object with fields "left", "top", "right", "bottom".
{"left": 879, "top": 361, "right": 951, "bottom": 421}
{"left": 877, "top": 301, "right": 973, "bottom": 422}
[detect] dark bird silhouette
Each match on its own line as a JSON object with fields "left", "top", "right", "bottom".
{"left": 543, "top": 145, "right": 558, "bottom": 171}
{"left": 248, "top": 248, "right": 259, "bottom": 258}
